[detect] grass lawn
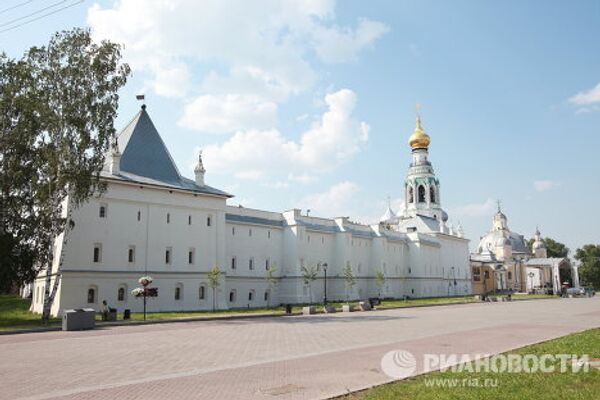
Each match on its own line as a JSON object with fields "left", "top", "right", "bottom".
{"left": 0, "top": 295, "right": 60, "bottom": 331}
{"left": 340, "top": 328, "right": 600, "bottom": 400}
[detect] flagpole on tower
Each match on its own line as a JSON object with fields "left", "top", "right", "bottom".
{"left": 136, "top": 94, "right": 146, "bottom": 110}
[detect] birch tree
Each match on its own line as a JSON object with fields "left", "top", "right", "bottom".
{"left": 0, "top": 28, "right": 130, "bottom": 320}
{"left": 301, "top": 265, "right": 318, "bottom": 304}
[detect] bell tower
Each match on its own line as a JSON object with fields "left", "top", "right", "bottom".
{"left": 402, "top": 112, "right": 446, "bottom": 223}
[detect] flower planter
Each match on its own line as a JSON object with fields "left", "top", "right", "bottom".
{"left": 302, "top": 306, "right": 316, "bottom": 315}
{"left": 323, "top": 305, "right": 336, "bottom": 313}
{"left": 342, "top": 304, "right": 354, "bottom": 312}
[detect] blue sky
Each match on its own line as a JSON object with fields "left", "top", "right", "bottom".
{"left": 2, "top": 0, "right": 599, "bottom": 253}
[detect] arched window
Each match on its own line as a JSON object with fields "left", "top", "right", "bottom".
{"left": 408, "top": 186, "right": 414, "bottom": 203}
{"left": 199, "top": 285, "right": 205, "bottom": 300}
{"left": 430, "top": 186, "right": 436, "bottom": 203}
{"left": 418, "top": 185, "right": 426, "bottom": 203}
{"left": 87, "top": 287, "right": 96, "bottom": 304}
{"left": 264, "top": 291, "right": 269, "bottom": 301}
{"left": 248, "top": 290, "right": 254, "bottom": 301}
{"left": 174, "top": 283, "right": 183, "bottom": 301}
{"left": 229, "top": 290, "right": 236, "bottom": 303}
{"left": 117, "top": 285, "right": 127, "bottom": 302}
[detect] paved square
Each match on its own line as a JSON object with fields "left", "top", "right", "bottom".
{"left": 1, "top": 298, "right": 599, "bottom": 400}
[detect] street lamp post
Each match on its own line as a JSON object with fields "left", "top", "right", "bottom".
{"left": 322, "top": 263, "right": 328, "bottom": 306}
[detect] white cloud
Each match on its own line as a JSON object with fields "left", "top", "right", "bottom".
{"left": 533, "top": 180, "right": 561, "bottom": 192}
{"left": 202, "top": 89, "right": 369, "bottom": 181}
{"left": 300, "top": 181, "right": 360, "bottom": 217}
{"left": 452, "top": 198, "right": 496, "bottom": 218}
{"left": 569, "top": 82, "right": 600, "bottom": 105}
{"left": 179, "top": 94, "right": 277, "bottom": 133}
{"left": 87, "top": 0, "right": 388, "bottom": 100}
{"left": 312, "top": 18, "right": 389, "bottom": 63}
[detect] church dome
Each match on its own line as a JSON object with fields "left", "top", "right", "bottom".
{"left": 408, "top": 115, "right": 430, "bottom": 150}
{"left": 441, "top": 210, "right": 449, "bottom": 222}
{"left": 380, "top": 205, "right": 396, "bottom": 223}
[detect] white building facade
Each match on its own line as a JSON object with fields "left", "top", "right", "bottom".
{"left": 31, "top": 107, "right": 472, "bottom": 316}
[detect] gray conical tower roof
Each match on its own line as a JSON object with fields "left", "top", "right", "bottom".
{"left": 103, "top": 106, "right": 232, "bottom": 198}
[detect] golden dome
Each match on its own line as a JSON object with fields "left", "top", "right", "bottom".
{"left": 408, "top": 115, "right": 430, "bottom": 149}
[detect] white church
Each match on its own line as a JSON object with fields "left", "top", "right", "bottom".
{"left": 30, "top": 106, "right": 471, "bottom": 316}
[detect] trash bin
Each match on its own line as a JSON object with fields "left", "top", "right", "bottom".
{"left": 123, "top": 309, "right": 131, "bottom": 320}
{"left": 285, "top": 304, "right": 292, "bottom": 314}
{"left": 62, "top": 308, "right": 95, "bottom": 331}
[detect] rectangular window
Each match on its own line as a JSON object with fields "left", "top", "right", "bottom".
{"left": 137, "top": 210, "right": 141, "bottom": 221}
{"left": 268, "top": 230, "right": 271, "bottom": 239}
{"left": 232, "top": 227, "right": 235, "bottom": 235}
{"left": 128, "top": 246, "right": 136, "bottom": 263}
{"left": 265, "top": 259, "right": 270, "bottom": 270}
{"left": 188, "top": 248, "right": 195, "bottom": 265}
{"left": 188, "top": 215, "right": 192, "bottom": 225}
{"left": 165, "top": 248, "right": 172, "bottom": 265}
{"left": 99, "top": 204, "right": 107, "bottom": 218}
{"left": 207, "top": 216, "right": 212, "bottom": 226}
{"left": 93, "top": 244, "right": 102, "bottom": 263}
{"left": 231, "top": 257, "right": 236, "bottom": 269}
{"left": 249, "top": 228, "right": 252, "bottom": 237}
{"left": 249, "top": 258, "right": 254, "bottom": 270}
{"left": 472, "top": 267, "right": 481, "bottom": 282}
{"left": 199, "top": 286, "right": 205, "bottom": 300}
{"left": 167, "top": 213, "right": 170, "bottom": 224}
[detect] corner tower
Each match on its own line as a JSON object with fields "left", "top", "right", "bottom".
{"left": 402, "top": 115, "right": 447, "bottom": 223}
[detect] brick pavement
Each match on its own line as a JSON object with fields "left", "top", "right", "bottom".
{"left": 0, "top": 297, "right": 598, "bottom": 400}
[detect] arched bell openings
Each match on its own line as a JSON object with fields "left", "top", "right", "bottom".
{"left": 418, "top": 185, "right": 426, "bottom": 203}
{"left": 408, "top": 186, "right": 414, "bottom": 204}
{"left": 430, "top": 185, "right": 436, "bottom": 204}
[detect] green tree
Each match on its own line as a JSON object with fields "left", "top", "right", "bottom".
{"left": 0, "top": 28, "right": 130, "bottom": 320}
{"left": 207, "top": 264, "right": 222, "bottom": 311}
{"left": 300, "top": 265, "right": 318, "bottom": 304}
{"left": 343, "top": 263, "right": 356, "bottom": 303}
{"left": 374, "top": 270, "right": 385, "bottom": 299}
{"left": 527, "top": 237, "right": 569, "bottom": 258}
{"left": 575, "top": 245, "right": 600, "bottom": 290}
{"left": 264, "top": 262, "right": 278, "bottom": 307}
